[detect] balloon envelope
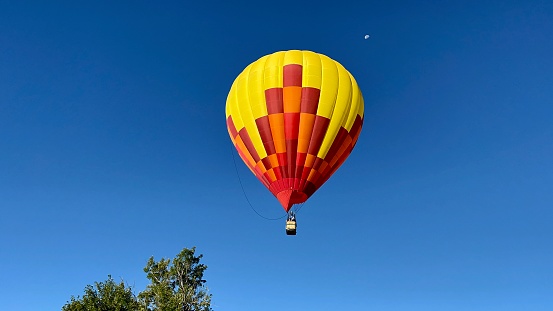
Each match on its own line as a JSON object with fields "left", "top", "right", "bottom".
{"left": 226, "top": 50, "right": 364, "bottom": 211}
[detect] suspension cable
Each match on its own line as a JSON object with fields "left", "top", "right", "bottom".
{"left": 229, "top": 141, "right": 287, "bottom": 220}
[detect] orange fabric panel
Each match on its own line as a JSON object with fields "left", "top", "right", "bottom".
{"left": 267, "top": 154, "right": 279, "bottom": 168}
{"left": 266, "top": 169, "right": 277, "bottom": 182}
{"left": 307, "top": 168, "right": 320, "bottom": 183}
{"left": 297, "top": 113, "right": 316, "bottom": 153}
{"left": 268, "top": 113, "right": 286, "bottom": 153}
{"left": 329, "top": 135, "right": 352, "bottom": 167}
{"left": 283, "top": 86, "right": 302, "bottom": 113}
{"left": 304, "top": 154, "right": 316, "bottom": 169}
{"left": 318, "top": 161, "right": 329, "bottom": 176}
{"left": 255, "top": 161, "right": 267, "bottom": 174}
{"left": 234, "top": 136, "right": 256, "bottom": 168}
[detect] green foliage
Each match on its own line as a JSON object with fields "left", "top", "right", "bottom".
{"left": 138, "top": 247, "right": 212, "bottom": 311}
{"left": 62, "top": 247, "right": 212, "bottom": 311}
{"left": 62, "top": 275, "right": 139, "bottom": 311}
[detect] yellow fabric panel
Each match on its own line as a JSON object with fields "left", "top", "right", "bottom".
{"left": 316, "top": 55, "right": 339, "bottom": 118}
{"left": 225, "top": 80, "right": 234, "bottom": 118}
{"left": 317, "top": 62, "right": 353, "bottom": 158}
{"left": 283, "top": 50, "right": 303, "bottom": 66}
{"left": 248, "top": 56, "right": 268, "bottom": 119}
{"left": 343, "top": 72, "right": 362, "bottom": 131}
{"left": 263, "top": 52, "right": 284, "bottom": 89}
{"left": 232, "top": 68, "right": 250, "bottom": 130}
{"left": 352, "top": 71, "right": 365, "bottom": 119}
{"left": 263, "top": 52, "right": 286, "bottom": 155}
{"left": 357, "top": 92, "right": 365, "bottom": 119}
{"left": 226, "top": 80, "right": 245, "bottom": 131}
{"left": 234, "top": 65, "right": 268, "bottom": 159}
{"left": 301, "top": 51, "right": 322, "bottom": 89}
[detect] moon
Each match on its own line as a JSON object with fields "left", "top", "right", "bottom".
{"left": 364, "top": 34, "right": 370, "bottom": 39}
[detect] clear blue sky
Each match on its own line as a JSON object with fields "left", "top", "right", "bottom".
{"left": 1, "top": 1, "right": 552, "bottom": 310}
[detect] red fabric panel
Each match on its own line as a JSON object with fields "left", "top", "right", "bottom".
{"left": 317, "top": 159, "right": 331, "bottom": 178}
{"left": 300, "top": 87, "right": 320, "bottom": 114}
{"left": 323, "top": 127, "right": 349, "bottom": 163}
{"left": 294, "top": 152, "right": 307, "bottom": 185}
{"left": 283, "top": 64, "right": 302, "bottom": 87}
{"left": 285, "top": 139, "right": 297, "bottom": 179}
{"left": 327, "top": 144, "right": 353, "bottom": 181}
{"left": 226, "top": 116, "right": 238, "bottom": 138}
{"left": 301, "top": 166, "right": 311, "bottom": 180}
{"left": 238, "top": 128, "right": 260, "bottom": 163}
{"left": 253, "top": 166, "right": 268, "bottom": 186}
{"left": 273, "top": 165, "right": 283, "bottom": 180}
{"left": 297, "top": 173, "right": 308, "bottom": 191}
{"left": 312, "top": 171, "right": 325, "bottom": 189}
{"left": 263, "top": 171, "right": 273, "bottom": 182}
{"left": 265, "top": 88, "right": 283, "bottom": 114}
{"left": 307, "top": 116, "right": 330, "bottom": 155}
{"left": 276, "top": 153, "right": 288, "bottom": 178}
{"left": 261, "top": 157, "right": 272, "bottom": 170}
{"left": 295, "top": 152, "right": 307, "bottom": 167}
{"left": 311, "top": 157, "right": 324, "bottom": 176}
{"left": 329, "top": 135, "right": 352, "bottom": 167}
{"left": 294, "top": 178, "right": 303, "bottom": 191}
{"left": 236, "top": 146, "right": 254, "bottom": 172}
{"left": 284, "top": 112, "right": 300, "bottom": 179}
{"left": 349, "top": 115, "right": 363, "bottom": 143}
{"left": 284, "top": 113, "right": 300, "bottom": 139}
{"left": 255, "top": 116, "right": 276, "bottom": 155}
{"left": 304, "top": 181, "right": 316, "bottom": 197}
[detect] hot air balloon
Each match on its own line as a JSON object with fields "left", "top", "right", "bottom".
{"left": 226, "top": 50, "right": 364, "bottom": 234}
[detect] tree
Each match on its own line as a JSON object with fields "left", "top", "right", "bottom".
{"left": 62, "top": 275, "right": 139, "bottom": 311}
{"left": 138, "top": 247, "right": 212, "bottom": 311}
{"left": 62, "top": 247, "right": 212, "bottom": 311}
